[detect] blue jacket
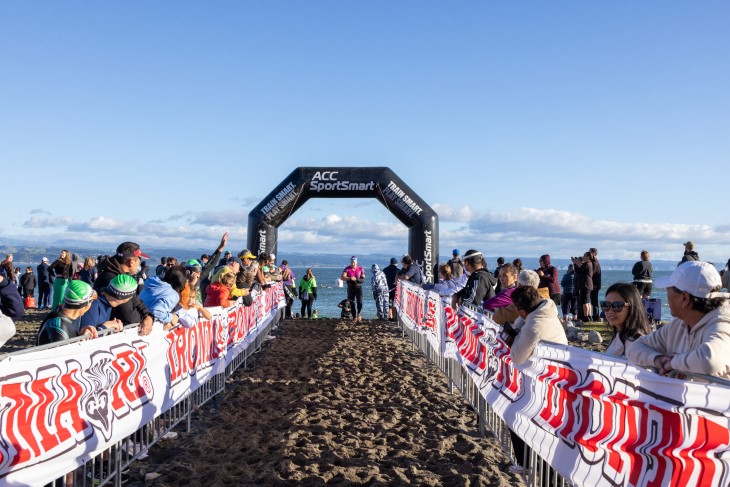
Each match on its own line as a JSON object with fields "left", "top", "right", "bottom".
{"left": 0, "top": 277, "right": 24, "bottom": 321}
{"left": 139, "top": 276, "right": 180, "bottom": 323}
{"left": 80, "top": 294, "right": 114, "bottom": 330}
{"left": 561, "top": 271, "right": 575, "bottom": 294}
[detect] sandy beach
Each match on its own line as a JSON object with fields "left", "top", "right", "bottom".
{"left": 125, "top": 318, "right": 522, "bottom": 486}
{"left": 1, "top": 310, "right": 609, "bottom": 485}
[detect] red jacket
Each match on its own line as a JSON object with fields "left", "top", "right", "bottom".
{"left": 204, "top": 282, "right": 232, "bottom": 307}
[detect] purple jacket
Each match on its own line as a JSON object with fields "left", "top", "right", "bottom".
{"left": 483, "top": 285, "right": 517, "bottom": 312}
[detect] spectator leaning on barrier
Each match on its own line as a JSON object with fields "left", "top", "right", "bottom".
{"left": 505, "top": 285, "right": 568, "bottom": 474}
{"left": 484, "top": 263, "right": 519, "bottom": 326}
{"left": 397, "top": 254, "right": 424, "bottom": 285}
{"left": 79, "top": 274, "right": 137, "bottom": 334}
{"left": 140, "top": 265, "right": 188, "bottom": 330}
{"left": 451, "top": 249, "right": 497, "bottom": 309}
{"left": 627, "top": 261, "right": 730, "bottom": 379}
{"left": 94, "top": 242, "right": 155, "bottom": 336}
{"left": 602, "top": 282, "right": 651, "bottom": 358}
{"left": 509, "top": 285, "right": 568, "bottom": 367}
{"left": 37, "top": 280, "right": 99, "bottom": 345}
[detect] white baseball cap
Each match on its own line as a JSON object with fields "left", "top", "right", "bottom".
{"left": 42, "top": 257, "right": 49, "bottom": 262}
{"left": 655, "top": 261, "right": 729, "bottom": 299}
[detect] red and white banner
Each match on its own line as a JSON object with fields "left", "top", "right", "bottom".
{"left": 0, "top": 284, "right": 285, "bottom": 486}
{"left": 399, "top": 281, "right": 730, "bottom": 487}
{"left": 395, "top": 282, "right": 442, "bottom": 354}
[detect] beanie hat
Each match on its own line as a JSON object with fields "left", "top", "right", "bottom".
{"left": 452, "top": 249, "right": 460, "bottom": 256}
{"left": 64, "top": 280, "right": 96, "bottom": 309}
{"left": 184, "top": 259, "right": 202, "bottom": 273}
{"left": 104, "top": 274, "right": 138, "bottom": 300}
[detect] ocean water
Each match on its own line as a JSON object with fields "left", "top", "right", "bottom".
{"left": 289, "top": 267, "right": 676, "bottom": 322}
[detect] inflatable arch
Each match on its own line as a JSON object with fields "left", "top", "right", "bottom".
{"left": 247, "top": 167, "right": 439, "bottom": 284}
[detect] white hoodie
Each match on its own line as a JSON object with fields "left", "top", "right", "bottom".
{"left": 511, "top": 299, "right": 568, "bottom": 367}
{"left": 627, "top": 303, "right": 730, "bottom": 379}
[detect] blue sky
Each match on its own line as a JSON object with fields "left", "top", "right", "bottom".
{"left": 1, "top": 2, "right": 728, "bottom": 264}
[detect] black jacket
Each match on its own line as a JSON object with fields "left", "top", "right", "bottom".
{"left": 20, "top": 273, "right": 36, "bottom": 291}
{"left": 48, "top": 259, "right": 72, "bottom": 280}
{"left": 382, "top": 264, "right": 399, "bottom": 292}
{"left": 455, "top": 268, "right": 496, "bottom": 306}
{"left": 95, "top": 257, "right": 151, "bottom": 325}
{"left": 37, "top": 262, "right": 52, "bottom": 285}
{"left": 0, "top": 277, "right": 24, "bottom": 321}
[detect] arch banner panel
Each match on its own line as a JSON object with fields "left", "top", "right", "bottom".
{"left": 247, "top": 167, "right": 439, "bottom": 284}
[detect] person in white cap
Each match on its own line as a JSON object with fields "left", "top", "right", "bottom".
{"left": 37, "top": 257, "right": 52, "bottom": 308}
{"left": 627, "top": 261, "right": 730, "bottom": 379}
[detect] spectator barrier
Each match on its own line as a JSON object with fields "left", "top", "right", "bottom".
{"left": 394, "top": 280, "right": 730, "bottom": 487}
{"left": 0, "top": 283, "right": 285, "bottom": 486}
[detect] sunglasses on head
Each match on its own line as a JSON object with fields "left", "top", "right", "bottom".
{"left": 600, "top": 301, "right": 630, "bottom": 311}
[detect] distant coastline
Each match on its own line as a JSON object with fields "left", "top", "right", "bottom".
{"left": 1, "top": 242, "right": 695, "bottom": 272}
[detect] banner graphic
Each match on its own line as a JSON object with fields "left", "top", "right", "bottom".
{"left": 0, "top": 284, "right": 284, "bottom": 486}
{"left": 397, "top": 281, "right": 730, "bottom": 487}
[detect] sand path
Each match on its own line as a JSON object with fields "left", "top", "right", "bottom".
{"left": 129, "top": 318, "right": 521, "bottom": 486}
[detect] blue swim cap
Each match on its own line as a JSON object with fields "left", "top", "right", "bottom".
{"left": 452, "top": 249, "right": 460, "bottom": 256}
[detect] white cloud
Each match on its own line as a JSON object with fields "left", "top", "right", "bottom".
{"left": 23, "top": 216, "right": 74, "bottom": 228}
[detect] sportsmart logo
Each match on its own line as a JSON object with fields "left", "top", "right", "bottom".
{"left": 309, "top": 171, "right": 375, "bottom": 192}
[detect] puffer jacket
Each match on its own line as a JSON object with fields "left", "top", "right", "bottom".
{"left": 139, "top": 276, "right": 180, "bottom": 324}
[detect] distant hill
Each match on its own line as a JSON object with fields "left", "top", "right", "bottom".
{"left": 0, "top": 241, "right": 688, "bottom": 271}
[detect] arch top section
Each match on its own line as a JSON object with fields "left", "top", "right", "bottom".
{"left": 247, "top": 166, "right": 439, "bottom": 284}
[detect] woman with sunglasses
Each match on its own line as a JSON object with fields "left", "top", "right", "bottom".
{"left": 602, "top": 282, "right": 651, "bottom": 357}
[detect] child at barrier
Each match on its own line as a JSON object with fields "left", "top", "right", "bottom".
{"left": 36, "top": 280, "right": 99, "bottom": 345}
{"left": 79, "top": 274, "right": 138, "bottom": 334}
{"left": 205, "top": 271, "right": 236, "bottom": 308}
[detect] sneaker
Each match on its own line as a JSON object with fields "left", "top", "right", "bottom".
{"left": 264, "top": 335, "right": 276, "bottom": 340}
{"left": 509, "top": 464, "right": 525, "bottom": 474}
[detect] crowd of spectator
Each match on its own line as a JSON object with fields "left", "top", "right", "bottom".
{"left": 0, "top": 233, "right": 301, "bottom": 349}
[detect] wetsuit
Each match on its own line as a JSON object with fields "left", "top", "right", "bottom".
{"left": 343, "top": 265, "right": 365, "bottom": 316}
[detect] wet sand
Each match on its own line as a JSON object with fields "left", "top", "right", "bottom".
{"left": 127, "top": 318, "right": 522, "bottom": 486}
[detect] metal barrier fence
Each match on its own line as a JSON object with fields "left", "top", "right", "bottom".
{"left": 40, "top": 309, "right": 283, "bottom": 487}
{"left": 399, "top": 317, "right": 570, "bottom": 487}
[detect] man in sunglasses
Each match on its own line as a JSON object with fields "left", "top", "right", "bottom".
{"left": 627, "top": 261, "right": 730, "bottom": 379}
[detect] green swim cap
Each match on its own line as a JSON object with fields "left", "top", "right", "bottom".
{"left": 64, "top": 280, "right": 96, "bottom": 309}
{"left": 105, "top": 274, "right": 138, "bottom": 300}
{"left": 185, "top": 259, "right": 202, "bottom": 272}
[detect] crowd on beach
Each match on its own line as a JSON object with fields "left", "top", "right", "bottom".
{"left": 0, "top": 232, "right": 311, "bottom": 349}
{"left": 2, "top": 239, "right": 730, "bottom": 383}
{"left": 1, "top": 239, "right": 730, "bottom": 477}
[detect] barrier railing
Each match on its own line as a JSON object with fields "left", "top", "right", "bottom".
{"left": 395, "top": 280, "right": 730, "bottom": 487}
{"left": 0, "top": 286, "right": 285, "bottom": 486}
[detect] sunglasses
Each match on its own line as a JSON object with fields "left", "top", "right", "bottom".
{"left": 600, "top": 301, "right": 630, "bottom": 311}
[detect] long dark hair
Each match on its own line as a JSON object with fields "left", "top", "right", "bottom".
{"left": 604, "top": 282, "right": 651, "bottom": 344}
{"left": 162, "top": 265, "right": 189, "bottom": 293}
